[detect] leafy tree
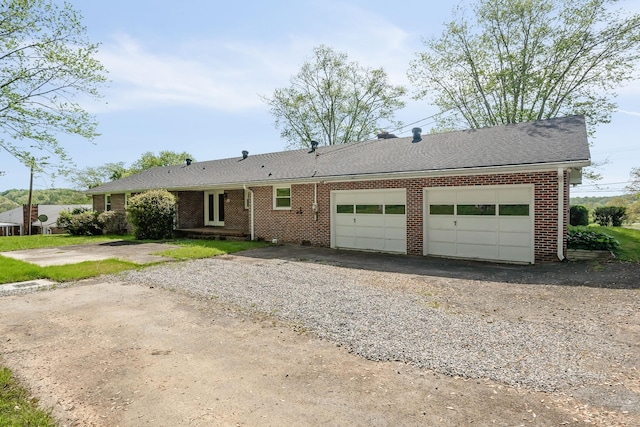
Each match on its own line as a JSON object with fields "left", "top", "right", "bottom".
{"left": 0, "top": 188, "right": 90, "bottom": 205}
{"left": 57, "top": 207, "right": 102, "bottom": 236}
{"left": 593, "top": 206, "right": 626, "bottom": 227}
{"left": 263, "top": 45, "right": 406, "bottom": 149}
{"left": 127, "top": 189, "right": 176, "bottom": 240}
{"left": 569, "top": 205, "right": 589, "bottom": 226}
{"left": 129, "top": 151, "right": 195, "bottom": 173}
{"left": 0, "top": 0, "right": 106, "bottom": 172}
{"left": 408, "top": 0, "right": 640, "bottom": 135}
{"left": 626, "top": 167, "right": 640, "bottom": 195}
{"left": 72, "top": 162, "right": 128, "bottom": 189}
{"left": 73, "top": 151, "right": 195, "bottom": 189}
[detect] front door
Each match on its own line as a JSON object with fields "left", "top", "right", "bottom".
{"left": 205, "top": 190, "right": 225, "bottom": 226}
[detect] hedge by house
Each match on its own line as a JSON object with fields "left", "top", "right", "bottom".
{"left": 126, "top": 189, "right": 176, "bottom": 240}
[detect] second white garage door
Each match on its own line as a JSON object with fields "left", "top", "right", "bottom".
{"left": 331, "top": 189, "right": 406, "bottom": 254}
{"left": 425, "top": 186, "right": 534, "bottom": 263}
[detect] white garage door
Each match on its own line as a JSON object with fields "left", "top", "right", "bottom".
{"left": 332, "top": 189, "right": 406, "bottom": 253}
{"left": 425, "top": 186, "right": 533, "bottom": 263}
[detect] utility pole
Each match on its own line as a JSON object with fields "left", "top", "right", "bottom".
{"left": 27, "top": 159, "right": 34, "bottom": 236}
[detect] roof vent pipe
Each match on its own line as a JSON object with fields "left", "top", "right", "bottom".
{"left": 310, "top": 140, "right": 319, "bottom": 152}
{"left": 377, "top": 131, "right": 397, "bottom": 139}
{"left": 242, "top": 150, "right": 249, "bottom": 159}
{"left": 411, "top": 128, "right": 422, "bottom": 143}
{"left": 185, "top": 158, "right": 192, "bottom": 166}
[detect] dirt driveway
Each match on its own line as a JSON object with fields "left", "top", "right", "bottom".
{"left": 1, "top": 246, "right": 639, "bottom": 426}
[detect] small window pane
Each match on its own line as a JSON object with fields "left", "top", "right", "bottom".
{"left": 499, "top": 204, "right": 529, "bottom": 216}
{"left": 430, "top": 204, "right": 454, "bottom": 215}
{"left": 276, "top": 187, "right": 290, "bottom": 197}
{"left": 385, "top": 205, "right": 405, "bottom": 214}
{"left": 336, "top": 204, "right": 354, "bottom": 214}
{"left": 275, "top": 197, "right": 291, "bottom": 208}
{"left": 356, "top": 204, "right": 383, "bottom": 214}
{"left": 457, "top": 204, "right": 496, "bottom": 215}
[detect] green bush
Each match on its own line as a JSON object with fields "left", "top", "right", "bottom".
{"left": 569, "top": 205, "right": 589, "bottom": 226}
{"left": 567, "top": 226, "right": 620, "bottom": 251}
{"left": 593, "top": 206, "right": 627, "bottom": 227}
{"left": 98, "top": 211, "right": 129, "bottom": 235}
{"left": 126, "top": 189, "right": 177, "bottom": 240}
{"left": 56, "top": 208, "right": 103, "bottom": 235}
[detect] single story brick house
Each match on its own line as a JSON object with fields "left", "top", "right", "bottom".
{"left": 87, "top": 115, "right": 590, "bottom": 263}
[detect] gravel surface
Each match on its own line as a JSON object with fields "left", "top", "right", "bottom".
{"left": 108, "top": 255, "right": 634, "bottom": 393}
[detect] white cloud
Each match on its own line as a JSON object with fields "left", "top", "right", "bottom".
{"left": 91, "top": 4, "right": 417, "bottom": 115}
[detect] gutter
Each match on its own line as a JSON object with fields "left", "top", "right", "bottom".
{"left": 557, "top": 168, "right": 565, "bottom": 261}
{"left": 243, "top": 185, "right": 254, "bottom": 241}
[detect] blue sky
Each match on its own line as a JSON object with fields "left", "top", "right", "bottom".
{"left": 1, "top": 0, "right": 639, "bottom": 197}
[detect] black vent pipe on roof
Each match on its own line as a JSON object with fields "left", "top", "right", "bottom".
{"left": 185, "top": 158, "right": 192, "bottom": 166}
{"left": 242, "top": 150, "right": 249, "bottom": 159}
{"left": 412, "top": 127, "right": 422, "bottom": 143}
{"left": 310, "top": 140, "right": 319, "bottom": 152}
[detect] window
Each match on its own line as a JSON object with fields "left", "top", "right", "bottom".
{"left": 105, "top": 194, "right": 112, "bottom": 211}
{"left": 274, "top": 186, "right": 291, "bottom": 209}
{"left": 336, "top": 204, "right": 354, "bottom": 214}
{"left": 499, "top": 204, "right": 529, "bottom": 216}
{"left": 356, "top": 204, "right": 383, "bottom": 214}
{"left": 385, "top": 205, "right": 405, "bottom": 215}
{"left": 457, "top": 204, "right": 496, "bottom": 215}
{"left": 429, "top": 204, "right": 454, "bottom": 215}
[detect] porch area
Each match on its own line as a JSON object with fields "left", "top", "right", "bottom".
{"left": 174, "top": 227, "right": 250, "bottom": 241}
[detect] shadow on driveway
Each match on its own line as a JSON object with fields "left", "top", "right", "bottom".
{"left": 239, "top": 245, "right": 640, "bottom": 289}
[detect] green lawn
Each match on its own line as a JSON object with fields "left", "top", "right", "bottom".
{"left": 0, "top": 367, "right": 56, "bottom": 426}
{"left": 594, "top": 226, "right": 640, "bottom": 262}
{"left": 0, "top": 235, "right": 268, "bottom": 285}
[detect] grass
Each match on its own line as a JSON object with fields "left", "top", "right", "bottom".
{"left": 158, "top": 239, "right": 268, "bottom": 260}
{"left": 0, "top": 235, "right": 268, "bottom": 285}
{"left": 0, "top": 367, "right": 56, "bottom": 426}
{"left": 0, "top": 234, "right": 135, "bottom": 252}
{"left": 594, "top": 226, "right": 640, "bottom": 262}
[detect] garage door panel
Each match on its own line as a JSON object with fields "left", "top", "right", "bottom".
{"left": 498, "top": 246, "right": 531, "bottom": 262}
{"left": 428, "top": 229, "right": 456, "bottom": 242}
{"left": 456, "top": 188, "right": 496, "bottom": 204}
{"left": 428, "top": 241, "right": 456, "bottom": 256}
{"left": 498, "top": 217, "right": 530, "bottom": 232}
{"left": 425, "top": 186, "right": 533, "bottom": 263}
{"left": 498, "top": 188, "right": 531, "bottom": 203}
{"left": 332, "top": 189, "right": 406, "bottom": 254}
{"left": 456, "top": 217, "right": 498, "bottom": 232}
{"left": 428, "top": 216, "right": 455, "bottom": 230}
{"left": 355, "top": 226, "right": 385, "bottom": 239}
{"left": 499, "top": 232, "right": 531, "bottom": 247}
{"left": 456, "top": 244, "right": 498, "bottom": 260}
{"left": 456, "top": 230, "right": 497, "bottom": 245}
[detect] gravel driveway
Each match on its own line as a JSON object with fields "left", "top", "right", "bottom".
{"left": 2, "top": 245, "right": 639, "bottom": 425}
{"left": 112, "top": 247, "right": 639, "bottom": 410}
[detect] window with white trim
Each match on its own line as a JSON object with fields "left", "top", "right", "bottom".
{"left": 273, "top": 186, "right": 291, "bottom": 209}
{"left": 105, "top": 194, "right": 112, "bottom": 211}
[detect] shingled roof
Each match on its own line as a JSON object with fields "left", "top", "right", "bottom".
{"left": 87, "top": 115, "right": 591, "bottom": 194}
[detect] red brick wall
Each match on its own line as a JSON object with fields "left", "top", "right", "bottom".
{"left": 250, "top": 170, "right": 567, "bottom": 262}
{"left": 93, "top": 195, "right": 105, "bottom": 212}
{"left": 222, "top": 189, "right": 249, "bottom": 231}
{"left": 175, "top": 191, "right": 204, "bottom": 228}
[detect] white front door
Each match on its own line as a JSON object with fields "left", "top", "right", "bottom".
{"left": 424, "top": 186, "right": 534, "bottom": 263}
{"left": 331, "top": 189, "right": 406, "bottom": 254}
{"left": 205, "top": 190, "right": 225, "bottom": 226}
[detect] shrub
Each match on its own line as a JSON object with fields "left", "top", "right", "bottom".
{"left": 593, "top": 206, "right": 627, "bottom": 227}
{"left": 56, "top": 208, "right": 103, "bottom": 235}
{"left": 567, "top": 226, "right": 620, "bottom": 251}
{"left": 126, "top": 189, "right": 177, "bottom": 240}
{"left": 98, "top": 211, "right": 129, "bottom": 235}
{"left": 569, "top": 205, "right": 589, "bottom": 226}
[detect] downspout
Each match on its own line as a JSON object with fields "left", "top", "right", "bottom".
{"left": 243, "top": 185, "right": 255, "bottom": 241}
{"left": 557, "top": 168, "right": 565, "bottom": 261}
